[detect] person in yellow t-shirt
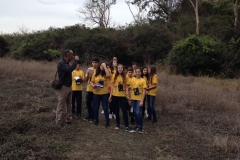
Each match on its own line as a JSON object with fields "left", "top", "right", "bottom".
{"left": 83, "top": 57, "right": 99, "bottom": 122}
{"left": 132, "top": 62, "right": 137, "bottom": 77}
{"left": 126, "top": 67, "right": 146, "bottom": 134}
{"left": 146, "top": 65, "right": 158, "bottom": 123}
{"left": 90, "top": 62, "right": 110, "bottom": 127}
{"left": 72, "top": 62, "right": 85, "bottom": 117}
{"left": 108, "top": 64, "right": 132, "bottom": 132}
{"left": 141, "top": 66, "right": 149, "bottom": 119}
{"left": 126, "top": 67, "right": 135, "bottom": 124}
{"left": 108, "top": 59, "right": 117, "bottom": 119}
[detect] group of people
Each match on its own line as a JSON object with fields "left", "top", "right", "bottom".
{"left": 55, "top": 49, "right": 158, "bottom": 134}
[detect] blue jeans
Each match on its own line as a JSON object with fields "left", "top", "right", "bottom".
{"left": 112, "top": 96, "right": 129, "bottom": 127}
{"left": 147, "top": 95, "right": 157, "bottom": 122}
{"left": 93, "top": 94, "right": 109, "bottom": 123}
{"left": 132, "top": 100, "right": 143, "bottom": 128}
{"left": 86, "top": 91, "right": 94, "bottom": 119}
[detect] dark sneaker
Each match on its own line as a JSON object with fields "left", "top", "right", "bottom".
{"left": 105, "top": 122, "right": 110, "bottom": 127}
{"left": 152, "top": 120, "right": 157, "bottom": 124}
{"left": 66, "top": 121, "right": 71, "bottom": 124}
{"left": 138, "top": 128, "right": 144, "bottom": 134}
{"left": 94, "top": 121, "right": 98, "bottom": 125}
{"left": 115, "top": 125, "right": 120, "bottom": 130}
{"left": 125, "top": 127, "right": 133, "bottom": 132}
{"left": 132, "top": 126, "right": 140, "bottom": 132}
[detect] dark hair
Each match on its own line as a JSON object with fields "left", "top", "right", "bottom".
{"left": 141, "top": 66, "right": 149, "bottom": 79}
{"left": 114, "top": 64, "right": 126, "bottom": 84}
{"left": 149, "top": 65, "right": 157, "bottom": 83}
{"left": 95, "top": 62, "right": 106, "bottom": 77}
{"left": 77, "top": 61, "right": 82, "bottom": 65}
{"left": 123, "top": 65, "right": 128, "bottom": 70}
{"left": 109, "top": 60, "right": 117, "bottom": 74}
{"left": 92, "top": 57, "right": 99, "bottom": 63}
{"left": 63, "top": 49, "right": 71, "bottom": 57}
{"left": 127, "top": 67, "right": 133, "bottom": 72}
{"left": 132, "top": 62, "right": 137, "bottom": 65}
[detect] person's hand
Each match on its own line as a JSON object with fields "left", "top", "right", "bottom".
{"left": 139, "top": 101, "right": 143, "bottom": 107}
{"left": 128, "top": 99, "right": 131, "bottom": 105}
{"left": 101, "top": 63, "right": 106, "bottom": 68}
{"left": 75, "top": 56, "right": 79, "bottom": 61}
{"left": 108, "top": 96, "right": 112, "bottom": 102}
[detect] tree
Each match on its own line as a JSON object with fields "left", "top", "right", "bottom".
{"left": 77, "top": 0, "right": 116, "bottom": 28}
{"left": 130, "top": 0, "right": 181, "bottom": 23}
{"left": 233, "top": 0, "right": 239, "bottom": 29}
{"left": 125, "top": 0, "right": 148, "bottom": 24}
{"left": 189, "top": 0, "right": 200, "bottom": 35}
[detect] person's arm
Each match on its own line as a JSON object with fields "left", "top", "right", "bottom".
{"left": 108, "top": 83, "right": 114, "bottom": 102}
{"left": 90, "top": 74, "right": 96, "bottom": 88}
{"left": 140, "top": 88, "right": 146, "bottom": 107}
{"left": 102, "top": 63, "right": 110, "bottom": 77}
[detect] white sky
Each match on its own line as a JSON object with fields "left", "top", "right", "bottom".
{"left": 0, "top": 0, "right": 137, "bottom": 34}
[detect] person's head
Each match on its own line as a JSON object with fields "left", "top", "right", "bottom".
{"left": 95, "top": 62, "right": 106, "bottom": 77}
{"left": 135, "top": 67, "right": 142, "bottom": 78}
{"left": 76, "top": 61, "right": 82, "bottom": 70}
{"left": 113, "top": 57, "right": 117, "bottom": 62}
{"left": 123, "top": 66, "right": 128, "bottom": 75}
{"left": 149, "top": 65, "right": 157, "bottom": 75}
{"left": 132, "top": 62, "right": 137, "bottom": 70}
{"left": 114, "top": 64, "right": 125, "bottom": 83}
{"left": 92, "top": 57, "right": 99, "bottom": 69}
{"left": 127, "top": 67, "right": 133, "bottom": 78}
{"left": 141, "top": 66, "right": 149, "bottom": 78}
{"left": 113, "top": 60, "right": 117, "bottom": 67}
{"left": 63, "top": 49, "right": 74, "bottom": 62}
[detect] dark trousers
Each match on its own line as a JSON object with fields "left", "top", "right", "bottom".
{"left": 93, "top": 94, "right": 109, "bottom": 123}
{"left": 72, "top": 91, "right": 82, "bottom": 116}
{"left": 86, "top": 91, "right": 94, "bottom": 119}
{"left": 112, "top": 96, "right": 129, "bottom": 127}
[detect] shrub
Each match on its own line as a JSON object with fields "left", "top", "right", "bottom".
{"left": 43, "top": 49, "right": 61, "bottom": 61}
{"left": 168, "top": 35, "right": 222, "bottom": 76}
{"left": 0, "top": 36, "right": 9, "bottom": 58}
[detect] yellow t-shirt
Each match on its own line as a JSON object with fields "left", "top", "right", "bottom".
{"left": 86, "top": 67, "right": 96, "bottom": 92}
{"left": 142, "top": 75, "right": 148, "bottom": 94}
{"left": 72, "top": 69, "right": 84, "bottom": 91}
{"left": 126, "top": 76, "right": 133, "bottom": 95}
{"left": 91, "top": 74, "right": 109, "bottom": 95}
{"left": 148, "top": 74, "right": 158, "bottom": 96}
{"left": 130, "top": 77, "right": 146, "bottom": 101}
{"left": 111, "top": 74, "right": 126, "bottom": 97}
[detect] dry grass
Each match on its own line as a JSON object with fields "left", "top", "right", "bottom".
{"left": 0, "top": 58, "right": 240, "bottom": 159}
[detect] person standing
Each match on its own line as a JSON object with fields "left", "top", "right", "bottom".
{"left": 55, "top": 49, "right": 79, "bottom": 125}
{"left": 127, "top": 67, "right": 146, "bottom": 133}
{"left": 90, "top": 62, "right": 110, "bottom": 127}
{"left": 83, "top": 58, "right": 99, "bottom": 122}
{"left": 146, "top": 65, "right": 158, "bottom": 123}
{"left": 71, "top": 61, "right": 84, "bottom": 117}
{"left": 108, "top": 64, "right": 132, "bottom": 132}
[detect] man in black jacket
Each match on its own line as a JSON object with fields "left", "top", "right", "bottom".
{"left": 56, "top": 49, "right": 79, "bottom": 125}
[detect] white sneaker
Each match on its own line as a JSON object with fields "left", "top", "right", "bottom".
{"left": 109, "top": 114, "right": 112, "bottom": 119}
{"left": 113, "top": 114, "right": 116, "bottom": 119}
{"left": 145, "top": 110, "right": 148, "bottom": 118}
{"left": 101, "top": 110, "right": 104, "bottom": 114}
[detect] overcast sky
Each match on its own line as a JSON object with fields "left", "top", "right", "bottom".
{"left": 0, "top": 0, "right": 137, "bottom": 34}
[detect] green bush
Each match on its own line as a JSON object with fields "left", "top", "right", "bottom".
{"left": 0, "top": 36, "right": 9, "bottom": 58}
{"left": 169, "top": 35, "right": 222, "bottom": 76}
{"left": 43, "top": 49, "right": 61, "bottom": 61}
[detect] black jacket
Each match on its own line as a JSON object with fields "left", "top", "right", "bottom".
{"left": 57, "top": 58, "right": 78, "bottom": 87}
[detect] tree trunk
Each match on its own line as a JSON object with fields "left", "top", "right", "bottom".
{"left": 196, "top": 0, "right": 199, "bottom": 35}
{"left": 233, "top": 0, "right": 239, "bottom": 29}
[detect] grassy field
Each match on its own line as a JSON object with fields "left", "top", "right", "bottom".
{"left": 0, "top": 57, "right": 240, "bottom": 160}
